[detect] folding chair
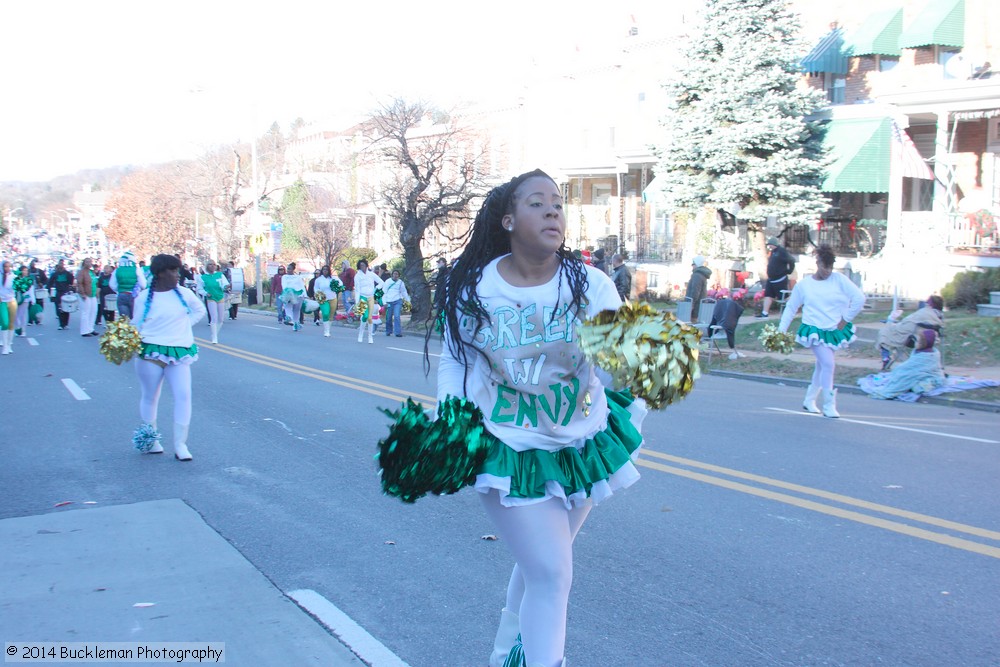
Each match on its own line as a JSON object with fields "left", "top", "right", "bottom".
{"left": 692, "top": 298, "right": 716, "bottom": 337}
{"left": 674, "top": 297, "right": 693, "bottom": 323}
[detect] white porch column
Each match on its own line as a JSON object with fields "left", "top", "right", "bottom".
{"left": 933, "top": 109, "right": 951, "bottom": 218}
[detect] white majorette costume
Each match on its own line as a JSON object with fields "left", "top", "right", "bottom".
{"left": 197, "top": 270, "right": 229, "bottom": 343}
{"left": 133, "top": 284, "right": 206, "bottom": 460}
{"left": 313, "top": 274, "right": 344, "bottom": 337}
{"left": 778, "top": 271, "right": 865, "bottom": 417}
{"left": 281, "top": 272, "right": 306, "bottom": 331}
{"left": 110, "top": 252, "right": 146, "bottom": 320}
{"left": 0, "top": 269, "right": 17, "bottom": 354}
{"left": 437, "top": 256, "right": 646, "bottom": 509}
{"left": 13, "top": 272, "right": 36, "bottom": 339}
{"left": 354, "top": 267, "right": 384, "bottom": 343}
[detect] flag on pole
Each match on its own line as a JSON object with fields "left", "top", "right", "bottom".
{"left": 891, "top": 122, "right": 934, "bottom": 180}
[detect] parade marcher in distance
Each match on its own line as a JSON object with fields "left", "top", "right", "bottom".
{"left": 338, "top": 259, "right": 356, "bottom": 323}
{"left": 281, "top": 262, "right": 307, "bottom": 332}
{"left": 312, "top": 265, "right": 343, "bottom": 338}
{"left": 132, "top": 254, "right": 207, "bottom": 461}
{"left": 1, "top": 261, "right": 20, "bottom": 353}
{"left": 196, "top": 260, "right": 229, "bottom": 344}
{"left": 76, "top": 257, "right": 99, "bottom": 337}
{"left": 95, "top": 263, "right": 116, "bottom": 327}
{"left": 428, "top": 169, "right": 646, "bottom": 667}
{"left": 110, "top": 251, "right": 147, "bottom": 320}
{"left": 46, "top": 259, "right": 75, "bottom": 330}
{"left": 778, "top": 244, "right": 865, "bottom": 418}
{"left": 354, "top": 259, "right": 384, "bottom": 344}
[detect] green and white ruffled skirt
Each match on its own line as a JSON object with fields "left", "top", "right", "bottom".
{"left": 474, "top": 389, "right": 646, "bottom": 509}
{"left": 139, "top": 342, "right": 199, "bottom": 366}
{"left": 795, "top": 322, "right": 856, "bottom": 349}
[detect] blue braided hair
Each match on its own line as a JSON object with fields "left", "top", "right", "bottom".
{"left": 137, "top": 254, "right": 192, "bottom": 327}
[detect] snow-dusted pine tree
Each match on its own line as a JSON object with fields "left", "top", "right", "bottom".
{"left": 654, "top": 0, "right": 829, "bottom": 234}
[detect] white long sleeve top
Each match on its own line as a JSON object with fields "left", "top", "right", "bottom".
{"left": 313, "top": 275, "right": 342, "bottom": 297}
{"left": 354, "top": 268, "right": 384, "bottom": 299}
{"left": 382, "top": 277, "right": 409, "bottom": 303}
{"left": 134, "top": 286, "right": 207, "bottom": 347}
{"left": 0, "top": 273, "right": 15, "bottom": 303}
{"left": 778, "top": 272, "right": 866, "bottom": 333}
{"left": 437, "top": 257, "right": 621, "bottom": 452}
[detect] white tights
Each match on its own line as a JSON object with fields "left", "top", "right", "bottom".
{"left": 810, "top": 344, "right": 836, "bottom": 389}
{"left": 135, "top": 359, "right": 193, "bottom": 426}
{"left": 481, "top": 491, "right": 592, "bottom": 667}
{"left": 207, "top": 300, "right": 226, "bottom": 328}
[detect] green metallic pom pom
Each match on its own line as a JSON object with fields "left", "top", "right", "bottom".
{"left": 376, "top": 396, "right": 493, "bottom": 503}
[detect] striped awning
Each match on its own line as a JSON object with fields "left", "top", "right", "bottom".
{"left": 898, "top": 0, "right": 964, "bottom": 49}
{"left": 821, "top": 117, "right": 933, "bottom": 193}
{"left": 801, "top": 28, "right": 849, "bottom": 75}
{"left": 846, "top": 8, "right": 903, "bottom": 57}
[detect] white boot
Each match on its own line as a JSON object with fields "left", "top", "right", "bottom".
{"left": 2, "top": 330, "right": 12, "bottom": 354}
{"left": 821, "top": 388, "right": 840, "bottom": 418}
{"left": 148, "top": 420, "right": 164, "bottom": 454}
{"left": 323, "top": 321, "right": 331, "bottom": 337}
{"left": 802, "top": 384, "right": 821, "bottom": 414}
{"left": 210, "top": 322, "right": 218, "bottom": 344}
{"left": 357, "top": 326, "right": 364, "bottom": 343}
{"left": 368, "top": 331, "right": 374, "bottom": 344}
{"left": 489, "top": 609, "right": 520, "bottom": 667}
{"left": 174, "top": 422, "right": 193, "bottom": 461}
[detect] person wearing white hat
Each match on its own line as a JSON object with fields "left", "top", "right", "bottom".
{"left": 685, "top": 255, "right": 712, "bottom": 320}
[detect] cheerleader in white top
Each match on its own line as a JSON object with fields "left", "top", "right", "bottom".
{"left": 778, "top": 244, "right": 866, "bottom": 418}
{"left": 0, "top": 260, "right": 16, "bottom": 355}
{"left": 354, "top": 259, "right": 384, "bottom": 344}
{"left": 133, "top": 254, "right": 207, "bottom": 461}
{"left": 196, "top": 261, "right": 229, "bottom": 344}
{"left": 429, "top": 170, "right": 645, "bottom": 667}
{"left": 281, "top": 262, "right": 307, "bottom": 332}
{"left": 313, "top": 265, "right": 344, "bottom": 338}
{"left": 13, "top": 265, "right": 36, "bottom": 339}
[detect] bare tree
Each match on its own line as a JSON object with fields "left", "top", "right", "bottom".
{"left": 367, "top": 99, "right": 489, "bottom": 322}
{"left": 105, "top": 162, "right": 195, "bottom": 258}
{"left": 277, "top": 179, "right": 353, "bottom": 269}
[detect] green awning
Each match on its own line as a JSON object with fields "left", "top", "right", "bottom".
{"left": 801, "top": 28, "right": 849, "bottom": 74}
{"left": 821, "top": 117, "right": 891, "bottom": 193}
{"left": 899, "top": 0, "right": 964, "bottom": 49}
{"left": 846, "top": 8, "right": 903, "bottom": 56}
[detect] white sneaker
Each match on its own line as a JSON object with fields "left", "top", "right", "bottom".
{"left": 728, "top": 352, "right": 739, "bottom": 360}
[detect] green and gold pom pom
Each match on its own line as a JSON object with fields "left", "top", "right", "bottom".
{"left": 578, "top": 302, "right": 701, "bottom": 410}
{"left": 315, "top": 290, "right": 328, "bottom": 304}
{"left": 376, "top": 396, "right": 493, "bottom": 504}
{"left": 757, "top": 323, "right": 795, "bottom": 354}
{"left": 99, "top": 318, "right": 143, "bottom": 365}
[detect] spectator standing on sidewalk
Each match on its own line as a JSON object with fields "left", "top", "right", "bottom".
{"left": 778, "top": 244, "right": 865, "bottom": 418}
{"left": 76, "top": 258, "right": 98, "bottom": 337}
{"left": 685, "top": 256, "right": 712, "bottom": 320}
{"left": 757, "top": 237, "right": 796, "bottom": 318}
{"left": 270, "top": 265, "right": 286, "bottom": 324}
{"left": 382, "top": 269, "right": 409, "bottom": 337}
{"left": 611, "top": 253, "right": 631, "bottom": 301}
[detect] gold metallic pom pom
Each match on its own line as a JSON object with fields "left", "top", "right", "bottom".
{"left": 99, "top": 318, "right": 143, "bottom": 365}
{"left": 757, "top": 323, "right": 795, "bottom": 354}
{"left": 578, "top": 302, "right": 701, "bottom": 410}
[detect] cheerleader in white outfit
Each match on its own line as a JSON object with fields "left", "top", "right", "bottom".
{"left": 133, "top": 254, "right": 207, "bottom": 460}
{"left": 196, "top": 261, "right": 229, "bottom": 344}
{"left": 313, "top": 265, "right": 343, "bottom": 338}
{"left": 354, "top": 259, "right": 384, "bottom": 344}
{"left": 0, "top": 260, "right": 16, "bottom": 354}
{"left": 281, "top": 262, "right": 307, "bottom": 332}
{"left": 13, "top": 265, "right": 36, "bottom": 337}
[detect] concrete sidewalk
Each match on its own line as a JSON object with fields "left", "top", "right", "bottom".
{"left": 0, "top": 499, "right": 364, "bottom": 666}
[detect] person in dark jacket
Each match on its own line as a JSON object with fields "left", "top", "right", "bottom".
{"left": 28, "top": 259, "right": 47, "bottom": 324}
{"left": 46, "top": 259, "right": 75, "bottom": 330}
{"left": 758, "top": 237, "right": 796, "bottom": 318}
{"left": 685, "top": 256, "right": 713, "bottom": 320}
{"left": 592, "top": 247, "right": 607, "bottom": 274}
{"left": 709, "top": 296, "right": 745, "bottom": 359}
{"left": 611, "top": 253, "right": 631, "bottom": 301}
{"left": 96, "top": 263, "right": 116, "bottom": 326}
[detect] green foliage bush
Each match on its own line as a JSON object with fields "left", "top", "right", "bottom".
{"left": 941, "top": 268, "right": 1000, "bottom": 310}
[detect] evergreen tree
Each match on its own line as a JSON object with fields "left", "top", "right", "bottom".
{"left": 655, "top": 0, "right": 829, "bottom": 229}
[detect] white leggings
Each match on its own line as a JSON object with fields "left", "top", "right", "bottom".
{"left": 79, "top": 296, "right": 97, "bottom": 334}
{"left": 135, "top": 358, "right": 193, "bottom": 426}
{"left": 481, "top": 491, "right": 592, "bottom": 667}
{"left": 207, "top": 299, "right": 226, "bottom": 328}
{"left": 810, "top": 344, "right": 837, "bottom": 389}
{"left": 283, "top": 301, "right": 302, "bottom": 324}
{"left": 15, "top": 302, "right": 30, "bottom": 330}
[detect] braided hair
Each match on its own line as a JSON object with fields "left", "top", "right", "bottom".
{"left": 138, "top": 254, "right": 191, "bottom": 327}
{"left": 423, "top": 169, "right": 590, "bottom": 385}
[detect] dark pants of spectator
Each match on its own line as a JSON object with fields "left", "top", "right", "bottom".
{"left": 53, "top": 295, "right": 70, "bottom": 328}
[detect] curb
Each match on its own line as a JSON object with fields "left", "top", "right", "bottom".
{"left": 707, "top": 369, "right": 1000, "bottom": 413}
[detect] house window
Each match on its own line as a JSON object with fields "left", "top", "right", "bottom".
{"left": 938, "top": 48, "right": 962, "bottom": 78}
{"left": 647, "top": 273, "right": 659, "bottom": 289}
{"left": 592, "top": 184, "right": 612, "bottom": 206}
{"left": 877, "top": 55, "right": 899, "bottom": 72}
{"left": 824, "top": 73, "right": 846, "bottom": 104}
{"left": 988, "top": 117, "right": 1000, "bottom": 152}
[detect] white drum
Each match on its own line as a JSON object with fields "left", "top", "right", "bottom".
{"left": 34, "top": 288, "right": 47, "bottom": 300}
{"left": 59, "top": 293, "right": 80, "bottom": 313}
{"left": 227, "top": 292, "right": 242, "bottom": 306}
{"left": 49, "top": 288, "right": 57, "bottom": 299}
{"left": 104, "top": 294, "right": 118, "bottom": 310}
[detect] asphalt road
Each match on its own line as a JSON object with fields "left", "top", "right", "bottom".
{"left": 2, "top": 309, "right": 998, "bottom": 667}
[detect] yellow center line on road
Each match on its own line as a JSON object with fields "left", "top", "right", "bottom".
{"left": 637, "top": 457, "right": 1000, "bottom": 559}
{"left": 640, "top": 449, "right": 1000, "bottom": 542}
{"left": 195, "top": 339, "right": 436, "bottom": 405}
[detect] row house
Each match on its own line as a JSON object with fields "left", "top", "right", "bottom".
{"left": 799, "top": 0, "right": 999, "bottom": 296}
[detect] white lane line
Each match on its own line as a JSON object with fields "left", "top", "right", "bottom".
{"left": 254, "top": 324, "right": 282, "bottom": 330}
{"left": 387, "top": 346, "right": 439, "bottom": 357}
{"left": 61, "top": 378, "right": 91, "bottom": 401}
{"left": 287, "top": 589, "right": 409, "bottom": 667}
{"left": 765, "top": 407, "right": 998, "bottom": 443}
{"left": 28, "top": 338, "right": 39, "bottom": 346}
